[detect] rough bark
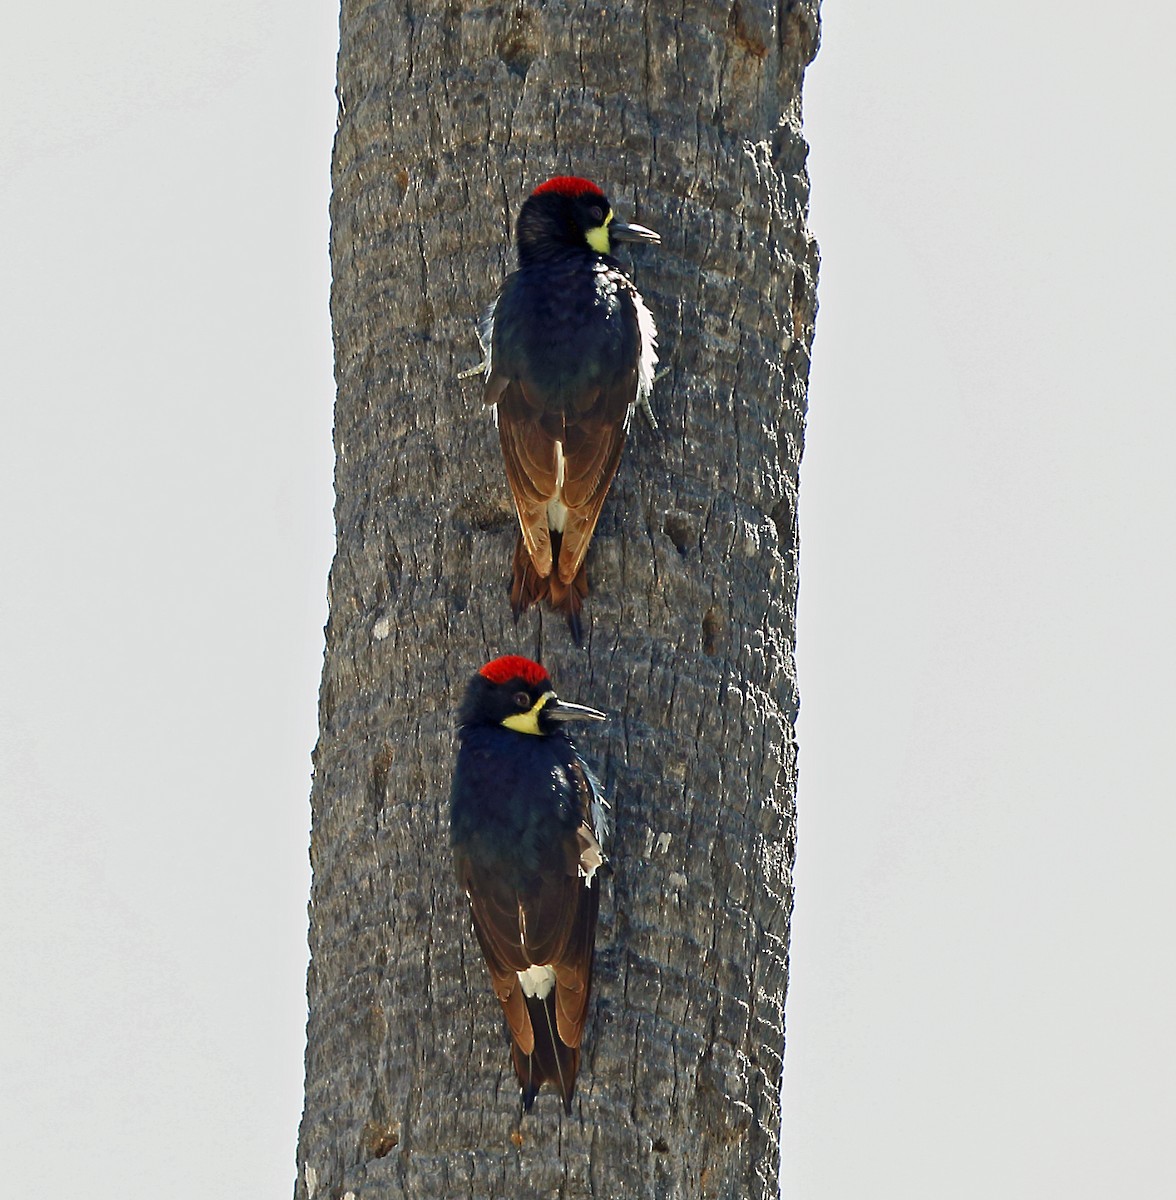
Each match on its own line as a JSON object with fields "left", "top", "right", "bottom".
{"left": 298, "top": 3, "right": 819, "bottom": 1198}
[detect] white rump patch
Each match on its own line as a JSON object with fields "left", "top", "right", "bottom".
{"left": 517, "top": 964, "right": 557, "bottom": 999}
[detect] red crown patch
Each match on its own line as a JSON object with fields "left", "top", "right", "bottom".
{"left": 478, "top": 655, "right": 550, "bottom": 687}
{"left": 531, "top": 175, "right": 606, "bottom": 200}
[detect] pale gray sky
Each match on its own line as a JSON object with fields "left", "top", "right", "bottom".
{"left": 1, "top": 3, "right": 1173, "bottom": 1197}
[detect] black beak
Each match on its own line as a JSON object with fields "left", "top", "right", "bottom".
{"left": 610, "top": 220, "right": 661, "bottom": 246}
{"left": 544, "top": 697, "right": 608, "bottom": 723}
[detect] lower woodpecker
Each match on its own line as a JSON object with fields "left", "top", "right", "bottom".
{"left": 450, "top": 655, "right": 608, "bottom": 1113}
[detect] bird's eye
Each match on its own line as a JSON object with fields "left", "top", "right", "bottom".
{"left": 588, "top": 205, "right": 605, "bottom": 224}
{"left": 513, "top": 690, "right": 531, "bottom": 709}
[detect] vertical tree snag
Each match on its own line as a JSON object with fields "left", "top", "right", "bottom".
{"left": 298, "top": 3, "right": 820, "bottom": 1198}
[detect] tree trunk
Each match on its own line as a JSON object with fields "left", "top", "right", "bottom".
{"left": 297, "top": 3, "right": 819, "bottom": 1198}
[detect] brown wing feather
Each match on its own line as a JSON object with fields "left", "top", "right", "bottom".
{"left": 555, "top": 385, "right": 633, "bottom": 585}
{"left": 495, "top": 378, "right": 559, "bottom": 577}
{"left": 552, "top": 880, "right": 598, "bottom": 1048}
{"left": 458, "top": 833, "right": 596, "bottom": 1060}
{"left": 468, "top": 918, "right": 534, "bottom": 1054}
{"left": 457, "top": 853, "right": 536, "bottom": 1053}
{"left": 513, "top": 830, "right": 583, "bottom": 968}
{"left": 456, "top": 743, "right": 605, "bottom": 1101}
{"left": 552, "top": 759, "right": 603, "bottom": 1048}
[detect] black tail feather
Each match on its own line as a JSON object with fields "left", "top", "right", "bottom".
{"left": 511, "top": 992, "right": 578, "bottom": 1115}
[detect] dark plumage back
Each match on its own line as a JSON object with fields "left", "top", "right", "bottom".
{"left": 450, "top": 659, "right": 607, "bottom": 1112}
{"left": 477, "top": 177, "right": 659, "bottom": 641}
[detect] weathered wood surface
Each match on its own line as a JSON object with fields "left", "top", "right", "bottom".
{"left": 298, "top": 3, "right": 819, "bottom": 1197}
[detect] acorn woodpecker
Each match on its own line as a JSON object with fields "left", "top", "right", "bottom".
{"left": 450, "top": 655, "right": 609, "bottom": 1113}
{"left": 477, "top": 176, "right": 660, "bottom": 643}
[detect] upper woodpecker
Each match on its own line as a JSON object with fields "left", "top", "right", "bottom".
{"left": 450, "top": 655, "right": 609, "bottom": 1113}
{"left": 478, "top": 176, "right": 660, "bottom": 643}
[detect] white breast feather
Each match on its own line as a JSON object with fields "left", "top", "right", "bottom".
{"left": 634, "top": 291, "right": 659, "bottom": 403}
{"left": 476, "top": 299, "right": 497, "bottom": 373}
{"left": 581, "top": 770, "right": 610, "bottom": 886}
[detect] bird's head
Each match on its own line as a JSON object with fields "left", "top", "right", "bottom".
{"left": 515, "top": 176, "right": 660, "bottom": 263}
{"left": 458, "top": 655, "right": 607, "bottom": 736}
